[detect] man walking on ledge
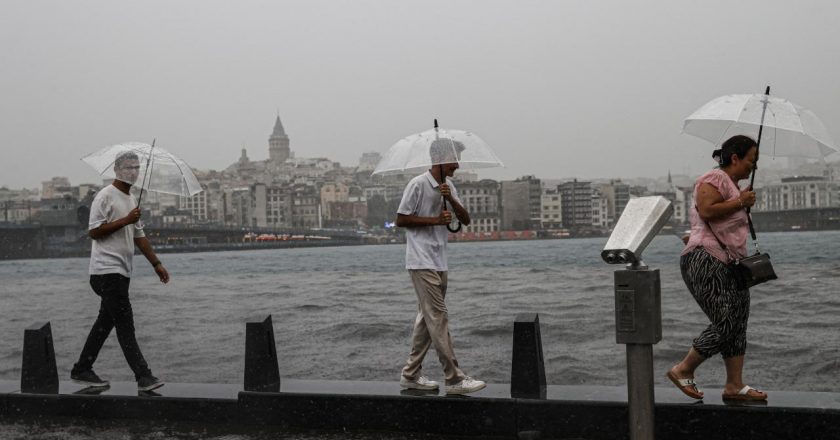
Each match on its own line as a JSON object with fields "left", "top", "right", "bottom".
{"left": 396, "top": 140, "right": 486, "bottom": 395}
{"left": 71, "top": 151, "right": 169, "bottom": 392}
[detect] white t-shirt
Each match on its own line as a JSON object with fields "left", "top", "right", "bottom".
{"left": 397, "top": 171, "right": 462, "bottom": 271}
{"left": 88, "top": 184, "right": 146, "bottom": 277}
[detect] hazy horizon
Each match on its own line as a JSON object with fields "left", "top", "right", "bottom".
{"left": 2, "top": 0, "right": 839, "bottom": 189}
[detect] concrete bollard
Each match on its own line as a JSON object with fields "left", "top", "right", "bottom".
{"left": 510, "top": 313, "right": 546, "bottom": 399}
{"left": 244, "top": 315, "right": 280, "bottom": 392}
{"left": 21, "top": 322, "right": 59, "bottom": 394}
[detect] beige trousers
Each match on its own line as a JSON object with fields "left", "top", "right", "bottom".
{"left": 401, "top": 269, "right": 466, "bottom": 385}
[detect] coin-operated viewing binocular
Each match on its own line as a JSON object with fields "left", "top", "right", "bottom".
{"left": 601, "top": 196, "right": 674, "bottom": 266}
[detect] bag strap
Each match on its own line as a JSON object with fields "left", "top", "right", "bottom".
{"left": 698, "top": 208, "right": 737, "bottom": 263}
{"left": 697, "top": 203, "right": 761, "bottom": 263}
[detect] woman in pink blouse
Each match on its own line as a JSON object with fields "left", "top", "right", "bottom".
{"left": 667, "top": 135, "right": 768, "bottom": 402}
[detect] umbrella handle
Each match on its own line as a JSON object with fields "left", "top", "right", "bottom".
{"left": 439, "top": 163, "right": 462, "bottom": 233}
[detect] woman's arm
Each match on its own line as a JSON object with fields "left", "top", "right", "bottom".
{"left": 695, "top": 182, "right": 755, "bottom": 221}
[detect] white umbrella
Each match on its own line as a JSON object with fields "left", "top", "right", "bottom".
{"left": 81, "top": 141, "right": 203, "bottom": 206}
{"left": 683, "top": 89, "right": 839, "bottom": 160}
{"left": 373, "top": 120, "right": 504, "bottom": 232}
{"left": 683, "top": 87, "right": 839, "bottom": 246}
{"left": 372, "top": 122, "right": 504, "bottom": 176}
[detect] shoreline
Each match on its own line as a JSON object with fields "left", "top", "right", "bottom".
{"left": 3, "top": 227, "right": 840, "bottom": 262}
{"left": 4, "top": 379, "right": 839, "bottom": 439}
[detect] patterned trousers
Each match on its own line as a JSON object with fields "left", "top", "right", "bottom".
{"left": 680, "top": 247, "right": 750, "bottom": 359}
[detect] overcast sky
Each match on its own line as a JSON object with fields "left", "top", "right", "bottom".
{"left": 2, "top": 0, "right": 839, "bottom": 189}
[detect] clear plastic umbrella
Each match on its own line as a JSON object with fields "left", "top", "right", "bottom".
{"left": 683, "top": 87, "right": 839, "bottom": 246}
{"left": 372, "top": 122, "right": 504, "bottom": 176}
{"left": 683, "top": 91, "right": 839, "bottom": 160}
{"left": 81, "top": 141, "right": 203, "bottom": 205}
{"left": 373, "top": 120, "right": 504, "bottom": 232}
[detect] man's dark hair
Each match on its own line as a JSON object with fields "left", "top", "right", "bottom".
{"left": 115, "top": 151, "right": 140, "bottom": 169}
{"left": 713, "top": 135, "right": 757, "bottom": 167}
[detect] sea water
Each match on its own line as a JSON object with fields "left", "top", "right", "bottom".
{"left": 1, "top": 231, "right": 838, "bottom": 438}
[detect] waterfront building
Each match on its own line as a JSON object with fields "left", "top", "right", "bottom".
{"left": 364, "top": 185, "right": 404, "bottom": 202}
{"left": 597, "top": 179, "right": 630, "bottom": 226}
{"left": 755, "top": 176, "right": 839, "bottom": 211}
{"left": 34, "top": 195, "right": 79, "bottom": 226}
{"left": 291, "top": 183, "right": 320, "bottom": 228}
{"left": 559, "top": 179, "right": 592, "bottom": 229}
{"left": 459, "top": 179, "right": 501, "bottom": 232}
{"left": 320, "top": 182, "right": 350, "bottom": 222}
{"left": 540, "top": 187, "right": 562, "bottom": 230}
{"left": 41, "top": 177, "right": 72, "bottom": 199}
{"left": 501, "top": 176, "right": 541, "bottom": 230}
{"left": 649, "top": 173, "right": 689, "bottom": 225}
{"left": 252, "top": 183, "right": 292, "bottom": 228}
{"left": 1, "top": 200, "right": 35, "bottom": 224}
{"left": 591, "top": 188, "right": 609, "bottom": 228}
{"left": 180, "top": 183, "right": 210, "bottom": 223}
{"left": 357, "top": 152, "right": 381, "bottom": 173}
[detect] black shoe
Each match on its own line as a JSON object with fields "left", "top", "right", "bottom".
{"left": 73, "top": 384, "right": 111, "bottom": 395}
{"left": 137, "top": 375, "right": 164, "bottom": 392}
{"left": 70, "top": 370, "right": 109, "bottom": 388}
{"left": 138, "top": 389, "right": 163, "bottom": 397}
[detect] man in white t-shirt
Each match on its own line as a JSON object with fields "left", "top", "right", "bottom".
{"left": 395, "top": 139, "right": 486, "bottom": 395}
{"left": 70, "top": 151, "right": 170, "bottom": 392}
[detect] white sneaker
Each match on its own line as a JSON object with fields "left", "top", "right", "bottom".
{"left": 445, "top": 376, "right": 486, "bottom": 395}
{"left": 400, "top": 375, "right": 439, "bottom": 390}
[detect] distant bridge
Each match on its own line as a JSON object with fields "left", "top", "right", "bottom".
{"left": 0, "top": 224, "right": 368, "bottom": 260}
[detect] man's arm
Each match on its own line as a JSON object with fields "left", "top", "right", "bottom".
{"left": 89, "top": 208, "right": 141, "bottom": 240}
{"left": 134, "top": 236, "right": 170, "bottom": 283}
{"left": 395, "top": 212, "right": 450, "bottom": 228}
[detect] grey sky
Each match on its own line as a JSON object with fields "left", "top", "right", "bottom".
{"left": 2, "top": 0, "right": 838, "bottom": 189}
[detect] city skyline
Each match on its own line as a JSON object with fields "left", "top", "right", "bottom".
{"left": 4, "top": 112, "right": 835, "bottom": 193}
{"left": 2, "top": 1, "right": 840, "bottom": 189}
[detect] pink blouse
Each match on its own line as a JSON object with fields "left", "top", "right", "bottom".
{"left": 681, "top": 169, "right": 750, "bottom": 263}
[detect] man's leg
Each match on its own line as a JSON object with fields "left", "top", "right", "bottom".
{"left": 401, "top": 300, "right": 433, "bottom": 381}
{"left": 405, "top": 270, "right": 465, "bottom": 385}
{"left": 99, "top": 275, "right": 152, "bottom": 380}
{"left": 73, "top": 275, "right": 118, "bottom": 374}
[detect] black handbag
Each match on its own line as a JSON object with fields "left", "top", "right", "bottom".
{"left": 702, "top": 206, "right": 778, "bottom": 289}
{"left": 732, "top": 252, "right": 778, "bottom": 288}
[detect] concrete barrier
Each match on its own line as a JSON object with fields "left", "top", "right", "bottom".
{"left": 21, "top": 322, "right": 58, "bottom": 394}
{"left": 510, "top": 313, "right": 546, "bottom": 399}
{"left": 244, "top": 315, "right": 280, "bottom": 392}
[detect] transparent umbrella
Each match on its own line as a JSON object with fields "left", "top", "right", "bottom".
{"left": 81, "top": 141, "right": 203, "bottom": 206}
{"left": 373, "top": 120, "right": 504, "bottom": 232}
{"left": 683, "top": 86, "right": 839, "bottom": 244}
{"left": 372, "top": 122, "right": 504, "bottom": 176}
{"left": 683, "top": 89, "right": 839, "bottom": 160}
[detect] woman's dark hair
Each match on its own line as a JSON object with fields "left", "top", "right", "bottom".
{"left": 712, "top": 135, "right": 757, "bottom": 167}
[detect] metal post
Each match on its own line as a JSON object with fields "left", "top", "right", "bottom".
{"left": 626, "top": 344, "right": 655, "bottom": 440}
{"left": 615, "top": 263, "right": 660, "bottom": 440}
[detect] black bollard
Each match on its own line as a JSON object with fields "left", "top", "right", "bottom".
{"left": 510, "top": 313, "right": 546, "bottom": 399}
{"left": 21, "top": 322, "right": 59, "bottom": 394}
{"left": 244, "top": 315, "right": 280, "bottom": 392}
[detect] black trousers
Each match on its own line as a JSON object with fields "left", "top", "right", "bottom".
{"left": 73, "top": 274, "right": 151, "bottom": 380}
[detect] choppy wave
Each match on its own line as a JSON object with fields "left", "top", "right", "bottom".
{"left": 1, "top": 231, "right": 838, "bottom": 394}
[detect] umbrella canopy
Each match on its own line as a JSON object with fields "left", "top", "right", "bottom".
{"left": 372, "top": 126, "right": 504, "bottom": 176}
{"left": 683, "top": 93, "right": 839, "bottom": 159}
{"left": 81, "top": 142, "right": 203, "bottom": 198}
